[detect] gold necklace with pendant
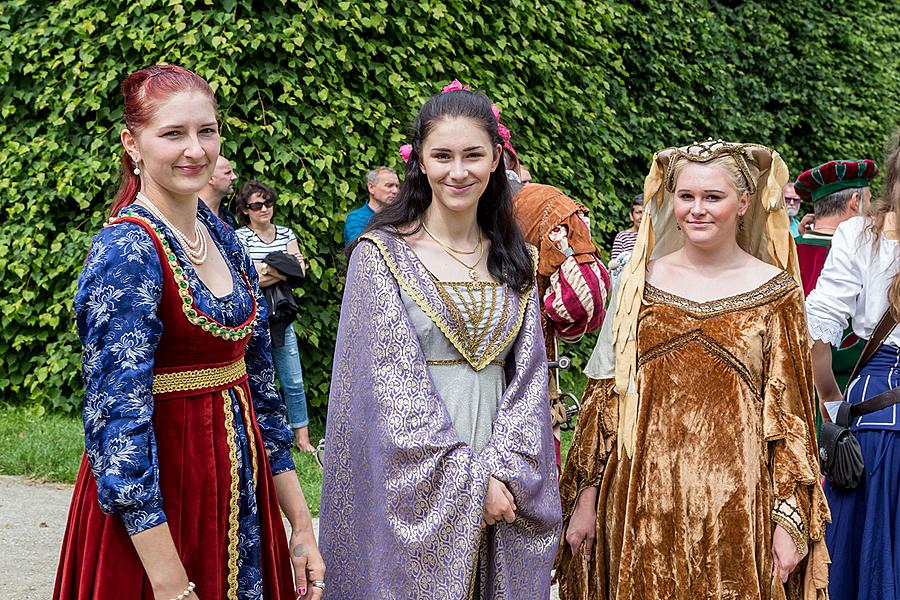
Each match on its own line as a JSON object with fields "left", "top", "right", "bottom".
{"left": 422, "top": 222, "right": 484, "bottom": 282}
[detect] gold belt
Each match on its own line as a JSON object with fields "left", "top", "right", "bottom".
{"left": 152, "top": 357, "right": 247, "bottom": 395}
{"left": 426, "top": 358, "right": 506, "bottom": 367}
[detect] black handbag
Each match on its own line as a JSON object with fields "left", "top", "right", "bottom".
{"left": 819, "top": 309, "right": 899, "bottom": 489}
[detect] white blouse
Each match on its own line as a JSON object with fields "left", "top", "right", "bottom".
{"left": 806, "top": 216, "right": 900, "bottom": 347}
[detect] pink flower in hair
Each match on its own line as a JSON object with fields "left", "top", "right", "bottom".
{"left": 491, "top": 104, "right": 500, "bottom": 122}
{"left": 442, "top": 79, "right": 470, "bottom": 93}
{"left": 399, "top": 144, "right": 413, "bottom": 163}
{"left": 497, "top": 124, "right": 511, "bottom": 143}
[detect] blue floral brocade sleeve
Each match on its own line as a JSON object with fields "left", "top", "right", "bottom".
{"left": 74, "top": 223, "right": 166, "bottom": 536}
{"left": 241, "top": 250, "right": 295, "bottom": 474}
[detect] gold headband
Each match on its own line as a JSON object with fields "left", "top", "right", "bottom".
{"left": 663, "top": 139, "right": 758, "bottom": 195}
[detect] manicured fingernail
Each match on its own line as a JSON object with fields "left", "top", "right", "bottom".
{"left": 299, "top": 587, "right": 306, "bottom": 595}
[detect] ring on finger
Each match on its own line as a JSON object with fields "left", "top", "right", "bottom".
{"left": 311, "top": 580, "right": 325, "bottom": 590}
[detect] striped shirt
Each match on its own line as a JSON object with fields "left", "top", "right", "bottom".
{"left": 235, "top": 225, "right": 297, "bottom": 261}
{"left": 610, "top": 230, "right": 638, "bottom": 262}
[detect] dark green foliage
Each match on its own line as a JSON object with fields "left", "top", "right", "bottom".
{"left": 1, "top": 0, "right": 898, "bottom": 413}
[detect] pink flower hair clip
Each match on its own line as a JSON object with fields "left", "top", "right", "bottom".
{"left": 441, "top": 79, "right": 471, "bottom": 93}
{"left": 497, "top": 124, "right": 511, "bottom": 143}
{"left": 399, "top": 144, "right": 413, "bottom": 163}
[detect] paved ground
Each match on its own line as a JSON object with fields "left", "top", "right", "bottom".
{"left": 0, "top": 475, "right": 559, "bottom": 598}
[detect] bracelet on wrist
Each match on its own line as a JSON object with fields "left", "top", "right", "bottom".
{"left": 171, "top": 581, "right": 195, "bottom": 600}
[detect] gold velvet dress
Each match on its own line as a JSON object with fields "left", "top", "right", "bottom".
{"left": 555, "top": 271, "right": 830, "bottom": 600}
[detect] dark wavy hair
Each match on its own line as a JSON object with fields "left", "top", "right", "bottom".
{"left": 235, "top": 180, "right": 277, "bottom": 227}
{"left": 362, "top": 89, "right": 533, "bottom": 292}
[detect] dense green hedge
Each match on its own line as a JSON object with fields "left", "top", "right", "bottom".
{"left": 1, "top": 0, "right": 898, "bottom": 413}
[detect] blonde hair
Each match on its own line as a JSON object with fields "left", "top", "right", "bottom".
{"left": 669, "top": 154, "right": 752, "bottom": 197}
{"left": 869, "top": 138, "right": 900, "bottom": 316}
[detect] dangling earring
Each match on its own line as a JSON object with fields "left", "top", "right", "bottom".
{"left": 738, "top": 215, "right": 745, "bottom": 232}
{"left": 676, "top": 223, "right": 682, "bottom": 231}
{"left": 131, "top": 157, "right": 141, "bottom": 176}
{"left": 133, "top": 166, "right": 141, "bottom": 176}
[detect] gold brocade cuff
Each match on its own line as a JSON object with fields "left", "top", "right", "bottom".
{"left": 772, "top": 496, "right": 807, "bottom": 555}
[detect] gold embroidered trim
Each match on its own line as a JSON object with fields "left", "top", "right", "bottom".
{"left": 361, "top": 234, "right": 535, "bottom": 371}
{"left": 433, "top": 281, "right": 511, "bottom": 367}
{"left": 426, "top": 358, "right": 506, "bottom": 367}
{"left": 113, "top": 212, "right": 256, "bottom": 341}
{"left": 772, "top": 510, "right": 807, "bottom": 556}
{"left": 468, "top": 528, "right": 484, "bottom": 598}
{"left": 644, "top": 270, "right": 794, "bottom": 318}
{"left": 235, "top": 386, "right": 258, "bottom": 488}
{"left": 638, "top": 329, "right": 761, "bottom": 402}
{"left": 151, "top": 358, "right": 246, "bottom": 395}
{"left": 221, "top": 389, "right": 240, "bottom": 600}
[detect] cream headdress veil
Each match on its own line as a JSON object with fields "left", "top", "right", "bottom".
{"left": 612, "top": 140, "right": 798, "bottom": 458}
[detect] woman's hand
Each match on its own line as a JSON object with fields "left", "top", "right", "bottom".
{"left": 152, "top": 584, "right": 200, "bottom": 600}
{"left": 286, "top": 240, "right": 307, "bottom": 277}
{"left": 272, "top": 472, "right": 323, "bottom": 599}
{"left": 289, "top": 527, "right": 325, "bottom": 599}
{"left": 288, "top": 250, "right": 307, "bottom": 277}
{"left": 772, "top": 524, "right": 807, "bottom": 583}
{"left": 483, "top": 476, "right": 516, "bottom": 525}
{"left": 566, "top": 486, "right": 598, "bottom": 556}
{"left": 254, "top": 260, "right": 286, "bottom": 287}
{"left": 798, "top": 213, "right": 816, "bottom": 236}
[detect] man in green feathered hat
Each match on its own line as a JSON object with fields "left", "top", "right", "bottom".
{"left": 794, "top": 159, "right": 878, "bottom": 428}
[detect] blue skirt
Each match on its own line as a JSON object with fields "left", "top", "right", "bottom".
{"left": 825, "top": 344, "right": 900, "bottom": 599}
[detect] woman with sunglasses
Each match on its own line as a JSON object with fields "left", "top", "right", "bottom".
{"left": 235, "top": 180, "right": 316, "bottom": 452}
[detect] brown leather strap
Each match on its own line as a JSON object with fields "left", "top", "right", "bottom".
{"left": 846, "top": 308, "right": 898, "bottom": 390}
{"left": 844, "top": 308, "right": 900, "bottom": 418}
{"left": 851, "top": 387, "right": 900, "bottom": 417}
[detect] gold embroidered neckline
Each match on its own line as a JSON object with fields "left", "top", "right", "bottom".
{"left": 361, "top": 232, "right": 534, "bottom": 371}
{"left": 644, "top": 270, "right": 793, "bottom": 316}
{"left": 433, "top": 282, "right": 510, "bottom": 366}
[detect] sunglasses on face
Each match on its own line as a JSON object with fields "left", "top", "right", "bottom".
{"left": 784, "top": 197, "right": 801, "bottom": 204}
{"left": 247, "top": 199, "right": 275, "bottom": 211}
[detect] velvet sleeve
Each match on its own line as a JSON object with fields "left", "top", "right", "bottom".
{"left": 74, "top": 223, "right": 166, "bottom": 535}
{"left": 552, "top": 377, "right": 619, "bottom": 596}
{"left": 319, "top": 239, "right": 492, "bottom": 598}
{"left": 763, "top": 286, "right": 831, "bottom": 598}
{"left": 241, "top": 246, "right": 294, "bottom": 474}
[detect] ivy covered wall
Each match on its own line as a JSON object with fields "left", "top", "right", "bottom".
{"left": 0, "top": 0, "right": 897, "bottom": 412}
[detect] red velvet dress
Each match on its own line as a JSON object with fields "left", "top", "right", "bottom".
{"left": 54, "top": 211, "right": 296, "bottom": 599}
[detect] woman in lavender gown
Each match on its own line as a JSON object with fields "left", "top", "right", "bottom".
{"left": 319, "top": 84, "right": 562, "bottom": 599}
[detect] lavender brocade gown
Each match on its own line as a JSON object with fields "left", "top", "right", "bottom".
{"left": 320, "top": 229, "right": 562, "bottom": 599}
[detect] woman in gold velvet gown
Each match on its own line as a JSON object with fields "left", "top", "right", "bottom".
{"left": 555, "top": 141, "right": 831, "bottom": 600}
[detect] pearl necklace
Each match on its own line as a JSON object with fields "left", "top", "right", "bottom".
{"left": 136, "top": 192, "right": 208, "bottom": 265}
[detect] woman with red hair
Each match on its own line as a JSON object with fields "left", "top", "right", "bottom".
{"left": 54, "top": 65, "right": 324, "bottom": 600}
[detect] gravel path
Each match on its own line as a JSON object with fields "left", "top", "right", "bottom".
{"left": 0, "top": 476, "right": 73, "bottom": 598}
{"left": 0, "top": 475, "right": 559, "bottom": 598}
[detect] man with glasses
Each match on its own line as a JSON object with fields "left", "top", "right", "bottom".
{"left": 342, "top": 166, "right": 399, "bottom": 246}
{"left": 784, "top": 182, "right": 803, "bottom": 238}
